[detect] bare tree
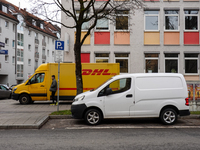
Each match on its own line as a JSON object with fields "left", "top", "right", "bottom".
{"left": 29, "top": 0, "right": 144, "bottom": 95}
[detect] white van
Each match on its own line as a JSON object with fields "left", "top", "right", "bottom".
{"left": 71, "top": 73, "right": 190, "bottom": 125}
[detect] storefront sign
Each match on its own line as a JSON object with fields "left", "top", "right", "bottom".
{"left": 0, "top": 50, "right": 8, "bottom": 55}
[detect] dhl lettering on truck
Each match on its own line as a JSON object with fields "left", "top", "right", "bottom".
{"left": 82, "top": 69, "right": 117, "bottom": 76}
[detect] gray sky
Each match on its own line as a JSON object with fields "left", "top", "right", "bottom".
{"left": 6, "top": 0, "right": 30, "bottom": 10}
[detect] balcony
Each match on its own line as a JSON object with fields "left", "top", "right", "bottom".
{"left": 42, "top": 54, "right": 46, "bottom": 60}
{"left": 42, "top": 39, "right": 46, "bottom": 46}
{"left": 35, "top": 38, "right": 39, "bottom": 44}
{"left": 35, "top": 52, "right": 39, "bottom": 60}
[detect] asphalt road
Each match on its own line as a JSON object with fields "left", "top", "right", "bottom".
{"left": 0, "top": 128, "right": 200, "bottom": 150}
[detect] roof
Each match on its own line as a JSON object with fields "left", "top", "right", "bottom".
{"left": 0, "top": 0, "right": 60, "bottom": 38}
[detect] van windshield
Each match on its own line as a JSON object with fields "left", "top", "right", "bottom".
{"left": 90, "top": 78, "right": 112, "bottom": 92}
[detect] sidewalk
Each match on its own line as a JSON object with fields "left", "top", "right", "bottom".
{"left": 0, "top": 99, "right": 71, "bottom": 129}
{"left": 0, "top": 99, "right": 200, "bottom": 129}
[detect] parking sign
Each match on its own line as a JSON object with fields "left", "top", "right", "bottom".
{"left": 55, "top": 41, "right": 64, "bottom": 50}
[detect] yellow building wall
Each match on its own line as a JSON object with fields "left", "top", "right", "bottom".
{"left": 74, "top": 31, "right": 90, "bottom": 45}
{"left": 144, "top": 32, "right": 160, "bottom": 45}
{"left": 114, "top": 32, "right": 130, "bottom": 45}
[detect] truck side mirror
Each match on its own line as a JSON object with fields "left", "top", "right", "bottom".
{"left": 106, "top": 88, "right": 112, "bottom": 95}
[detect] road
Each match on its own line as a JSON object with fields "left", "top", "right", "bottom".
{"left": 0, "top": 128, "right": 200, "bottom": 150}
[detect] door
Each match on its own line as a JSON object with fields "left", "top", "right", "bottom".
{"left": 100, "top": 78, "right": 133, "bottom": 117}
{"left": 0, "top": 85, "right": 10, "bottom": 98}
{"left": 28, "top": 73, "right": 47, "bottom": 100}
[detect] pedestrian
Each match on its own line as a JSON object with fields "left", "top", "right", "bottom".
{"left": 50, "top": 75, "right": 57, "bottom": 105}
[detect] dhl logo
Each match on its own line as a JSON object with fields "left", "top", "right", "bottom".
{"left": 82, "top": 69, "right": 117, "bottom": 75}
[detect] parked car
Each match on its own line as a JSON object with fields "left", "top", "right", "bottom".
{"left": 0, "top": 84, "right": 12, "bottom": 99}
{"left": 71, "top": 73, "right": 190, "bottom": 125}
{"left": 10, "top": 84, "right": 17, "bottom": 90}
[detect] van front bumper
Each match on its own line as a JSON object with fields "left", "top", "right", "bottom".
{"left": 11, "top": 93, "right": 19, "bottom": 100}
{"left": 71, "top": 104, "right": 87, "bottom": 119}
{"left": 179, "top": 110, "right": 190, "bottom": 116}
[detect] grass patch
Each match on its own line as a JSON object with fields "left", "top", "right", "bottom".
{"left": 190, "top": 111, "right": 200, "bottom": 115}
{"left": 50, "top": 110, "right": 71, "bottom": 115}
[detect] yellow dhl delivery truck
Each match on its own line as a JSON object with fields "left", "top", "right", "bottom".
{"left": 12, "top": 63, "right": 119, "bottom": 104}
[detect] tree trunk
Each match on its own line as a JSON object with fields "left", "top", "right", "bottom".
{"left": 74, "top": 29, "right": 83, "bottom": 95}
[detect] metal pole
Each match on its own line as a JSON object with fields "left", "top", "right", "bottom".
{"left": 57, "top": 55, "right": 60, "bottom": 111}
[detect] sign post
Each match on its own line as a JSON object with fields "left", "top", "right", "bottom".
{"left": 55, "top": 41, "right": 64, "bottom": 111}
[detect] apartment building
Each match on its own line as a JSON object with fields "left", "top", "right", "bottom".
{"left": 0, "top": 0, "right": 60, "bottom": 86}
{"left": 61, "top": 0, "right": 200, "bottom": 101}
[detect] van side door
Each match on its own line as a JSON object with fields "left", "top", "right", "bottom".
{"left": 28, "top": 73, "right": 47, "bottom": 100}
{"left": 99, "top": 78, "right": 133, "bottom": 117}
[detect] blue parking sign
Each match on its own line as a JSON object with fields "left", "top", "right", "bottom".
{"left": 55, "top": 41, "right": 64, "bottom": 50}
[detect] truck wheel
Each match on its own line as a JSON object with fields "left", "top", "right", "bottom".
{"left": 19, "top": 94, "right": 31, "bottom": 105}
{"left": 160, "top": 108, "right": 177, "bottom": 125}
{"left": 84, "top": 109, "right": 102, "bottom": 125}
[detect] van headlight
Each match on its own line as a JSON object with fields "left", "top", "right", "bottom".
{"left": 13, "top": 88, "right": 17, "bottom": 93}
{"left": 74, "top": 95, "right": 85, "bottom": 102}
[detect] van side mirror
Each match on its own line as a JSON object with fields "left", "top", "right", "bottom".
{"left": 106, "top": 88, "right": 112, "bottom": 95}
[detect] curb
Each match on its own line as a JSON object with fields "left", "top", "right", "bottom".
{"left": 49, "top": 115, "right": 72, "bottom": 119}
{"left": 0, "top": 116, "right": 49, "bottom": 129}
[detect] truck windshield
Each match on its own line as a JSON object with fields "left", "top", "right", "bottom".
{"left": 91, "top": 78, "right": 112, "bottom": 91}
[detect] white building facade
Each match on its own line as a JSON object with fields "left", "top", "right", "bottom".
{"left": 0, "top": 0, "right": 60, "bottom": 86}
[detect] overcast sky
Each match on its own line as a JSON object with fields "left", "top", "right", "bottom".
{"left": 6, "top": 0, "right": 30, "bottom": 10}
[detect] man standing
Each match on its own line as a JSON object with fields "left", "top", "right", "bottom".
{"left": 50, "top": 75, "right": 57, "bottom": 105}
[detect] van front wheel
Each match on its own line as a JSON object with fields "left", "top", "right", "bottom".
{"left": 160, "top": 108, "right": 177, "bottom": 125}
{"left": 19, "top": 94, "right": 31, "bottom": 105}
{"left": 84, "top": 109, "right": 102, "bottom": 125}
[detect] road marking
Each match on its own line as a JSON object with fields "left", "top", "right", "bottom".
{"left": 65, "top": 126, "right": 200, "bottom": 130}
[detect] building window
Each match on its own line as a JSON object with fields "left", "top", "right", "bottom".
{"left": 28, "top": 59, "right": 31, "bottom": 65}
{"left": 35, "top": 33, "right": 38, "bottom": 39}
{"left": 76, "top": 10, "right": 89, "bottom": 31}
{"left": 5, "top": 55, "right": 9, "bottom": 62}
{"left": 95, "top": 53, "right": 109, "bottom": 63}
{"left": 184, "top": 10, "right": 198, "bottom": 30}
{"left": 145, "top": 54, "right": 159, "bottom": 73}
{"left": 185, "top": 53, "right": 198, "bottom": 74}
{"left": 165, "top": 10, "right": 179, "bottom": 31}
{"left": 13, "top": 24, "right": 15, "bottom": 32}
{"left": 5, "top": 38, "right": 9, "bottom": 45}
{"left": 0, "top": 63, "right": 1, "bottom": 70}
{"left": 12, "top": 40, "right": 15, "bottom": 48}
{"left": 40, "top": 23, "right": 44, "bottom": 29}
{"left": 96, "top": 18, "right": 109, "bottom": 30}
{"left": 17, "top": 49, "right": 24, "bottom": 62}
{"left": 144, "top": 11, "right": 159, "bottom": 31}
{"left": 115, "top": 53, "right": 129, "bottom": 73}
{"left": 17, "top": 33, "right": 24, "bottom": 46}
{"left": 35, "top": 60, "right": 38, "bottom": 71}
{"left": 12, "top": 56, "right": 15, "bottom": 64}
{"left": 5, "top": 21, "right": 9, "bottom": 27}
{"left": 115, "top": 10, "right": 129, "bottom": 31}
{"left": 28, "top": 44, "right": 31, "bottom": 51}
{"left": 28, "top": 30, "right": 31, "bottom": 35}
{"left": 47, "top": 50, "right": 49, "bottom": 57}
{"left": 32, "top": 19, "right": 36, "bottom": 26}
{"left": 17, "top": 64, "right": 23, "bottom": 77}
{"left": 165, "top": 54, "right": 178, "bottom": 73}
{"left": 52, "top": 51, "right": 54, "bottom": 57}
{"left": 2, "top": 5, "right": 8, "bottom": 13}
{"left": 17, "top": 15, "right": 24, "bottom": 31}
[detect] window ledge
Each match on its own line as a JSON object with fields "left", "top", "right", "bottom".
{"left": 144, "top": 31, "right": 160, "bottom": 33}
{"left": 114, "top": 31, "right": 130, "bottom": 33}
{"left": 114, "top": 44, "right": 130, "bottom": 46}
{"left": 164, "top": 31, "right": 180, "bottom": 32}
{"left": 184, "top": 44, "right": 200, "bottom": 46}
{"left": 184, "top": 30, "right": 199, "bottom": 32}
{"left": 184, "top": 74, "right": 199, "bottom": 76}
{"left": 144, "top": 44, "right": 160, "bottom": 46}
{"left": 164, "top": 44, "right": 180, "bottom": 46}
{"left": 94, "top": 44, "right": 110, "bottom": 46}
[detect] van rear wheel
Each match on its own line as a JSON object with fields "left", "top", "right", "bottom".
{"left": 84, "top": 109, "right": 102, "bottom": 125}
{"left": 19, "top": 94, "right": 31, "bottom": 105}
{"left": 160, "top": 108, "right": 177, "bottom": 125}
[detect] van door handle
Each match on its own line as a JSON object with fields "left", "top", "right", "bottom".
{"left": 126, "top": 94, "right": 132, "bottom": 98}
{"left": 40, "top": 85, "right": 44, "bottom": 87}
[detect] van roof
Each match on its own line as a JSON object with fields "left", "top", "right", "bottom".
{"left": 112, "top": 73, "right": 184, "bottom": 79}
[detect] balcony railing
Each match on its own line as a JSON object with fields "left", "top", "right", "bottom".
{"left": 42, "top": 39, "right": 46, "bottom": 46}
{"left": 35, "top": 52, "right": 39, "bottom": 59}
{"left": 42, "top": 54, "right": 46, "bottom": 60}
{"left": 35, "top": 38, "right": 39, "bottom": 44}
